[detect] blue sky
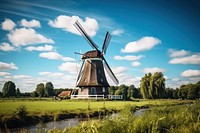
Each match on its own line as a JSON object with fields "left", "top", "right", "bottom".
{"left": 0, "top": 0, "right": 199, "bottom": 92}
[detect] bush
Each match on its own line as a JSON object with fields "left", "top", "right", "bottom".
{"left": 14, "top": 105, "right": 28, "bottom": 120}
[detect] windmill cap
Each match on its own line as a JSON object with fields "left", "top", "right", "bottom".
{"left": 82, "top": 50, "right": 103, "bottom": 59}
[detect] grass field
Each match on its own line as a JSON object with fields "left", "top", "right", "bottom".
{"left": 0, "top": 99, "right": 193, "bottom": 115}
{"left": 0, "top": 99, "right": 196, "bottom": 129}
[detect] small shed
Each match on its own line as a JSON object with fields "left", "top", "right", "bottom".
{"left": 58, "top": 91, "right": 71, "bottom": 98}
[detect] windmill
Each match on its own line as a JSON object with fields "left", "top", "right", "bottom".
{"left": 74, "top": 21, "right": 119, "bottom": 97}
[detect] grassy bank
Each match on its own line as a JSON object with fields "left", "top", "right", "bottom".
{"left": 56, "top": 101, "right": 200, "bottom": 133}
{"left": 0, "top": 99, "right": 194, "bottom": 129}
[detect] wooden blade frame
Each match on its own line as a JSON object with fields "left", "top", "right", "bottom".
{"left": 103, "top": 57, "right": 119, "bottom": 85}
{"left": 74, "top": 21, "right": 99, "bottom": 50}
{"left": 102, "top": 31, "right": 111, "bottom": 54}
{"left": 76, "top": 60, "right": 85, "bottom": 83}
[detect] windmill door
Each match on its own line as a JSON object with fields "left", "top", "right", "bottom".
{"left": 90, "top": 87, "right": 96, "bottom": 95}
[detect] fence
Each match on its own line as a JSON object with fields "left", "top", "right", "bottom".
{"left": 71, "top": 94, "right": 104, "bottom": 100}
{"left": 108, "top": 95, "right": 123, "bottom": 100}
{"left": 71, "top": 94, "right": 123, "bottom": 100}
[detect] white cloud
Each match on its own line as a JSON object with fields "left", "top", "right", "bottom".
{"left": 168, "top": 49, "right": 189, "bottom": 58}
{"left": 131, "top": 61, "right": 141, "bottom": 66}
{"left": 8, "top": 28, "right": 54, "bottom": 47}
{"left": 112, "top": 29, "right": 124, "bottom": 36}
{"left": 105, "top": 66, "right": 140, "bottom": 87}
{"left": 143, "top": 67, "right": 165, "bottom": 74}
{"left": 114, "top": 55, "right": 144, "bottom": 61}
{"left": 188, "top": 77, "right": 200, "bottom": 83}
{"left": 166, "top": 80, "right": 190, "bottom": 89}
{"left": 0, "top": 62, "right": 18, "bottom": 70}
{"left": 4, "top": 75, "right": 12, "bottom": 80}
{"left": 169, "top": 54, "right": 200, "bottom": 64}
{"left": 181, "top": 69, "right": 200, "bottom": 77}
{"left": 25, "top": 45, "right": 54, "bottom": 51}
{"left": 58, "top": 62, "right": 80, "bottom": 75}
{"left": 0, "top": 42, "right": 16, "bottom": 51}
{"left": 39, "top": 72, "right": 64, "bottom": 78}
{"left": 39, "top": 52, "right": 75, "bottom": 61}
{"left": 20, "top": 19, "right": 41, "bottom": 28}
{"left": 121, "top": 36, "right": 161, "bottom": 53}
{"left": 1, "top": 18, "right": 16, "bottom": 31}
{"left": 48, "top": 15, "right": 99, "bottom": 37}
{"left": 117, "top": 74, "right": 140, "bottom": 87}
{"left": 112, "top": 66, "right": 128, "bottom": 74}
{"left": 0, "top": 72, "right": 11, "bottom": 76}
{"left": 164, "top": 76, "right": 169, "bottom": 80}
{"left": 13, "top": 75, "right": 32, "bottom": 79}
{"left": 168, "top": 49, "right": 200, "bottom": 65}
{"left": 172, "top": 78, "right": 180, "bottom": 82}
{"left": 0, "top": 73, "right": 77, "bottom": 92}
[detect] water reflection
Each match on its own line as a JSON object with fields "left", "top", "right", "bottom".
{"left": 7, "top": 118, "right": 80, "bottom": 133}
{"left": 5, "top": 109, "right": 148, "bottom": 132}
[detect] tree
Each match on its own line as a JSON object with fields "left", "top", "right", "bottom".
{"left": 2, "top": 81, "right": 16, "bottom": 97}
{"left": 187, "top": 83, "right": 199, "bottom": 99}
{"left": 178, "top": 85, "right": 188, "bottom": 99}
{"left": 127, "top": 85, "right": 134, "bottom": 99}
{"left": 140, "top": 73, "right": 151, "bottom": 99}
{"left": 133, "top": 87, "right": 140, "bottom": 98}
{"left": 140, "top": 72, "right": 165, "bottom": 99}
{"left": 30, "top": 91, "right": 38, "bottom": 97}
{"left": 187, "top": 87, "right": 197, "bottom": 99}
{"left": 109, "top": 86, "right": 116, "bottom": 95}
{"left": 119, "top": 84, "right": 128, "bottom": 100}
{"left": 151, "top": 72, "right": 165, "bottom": 99}
{"left": 165, "top": 88, "right": 174, "bottom": 99}
{"left": 173, "top": 88, "right": 179, "bottom": 99}
{"left": 35, "top": 83, "right": 45, "bottom": 97}
{"left": 115, "top": 89, "right": 122, "bottom": 95}
{"left": 177, "top": 82, "right": 200, "bottom": 100}
{"left": 45, "top": 82, "right": 54, "bottom": 97}
{"left": 0, "top": 91, "right": 2, "bottom": 98}
{"left": 16, "top": 88, "right": 21, "bottom": 98}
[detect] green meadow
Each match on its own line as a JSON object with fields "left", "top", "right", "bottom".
{"left": 0, "top": 99, "right": 197, "bottom": 131}
{"left": 0, "top": 99, "right": 191, "bottom": 115}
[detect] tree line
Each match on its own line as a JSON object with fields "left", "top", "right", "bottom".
{"left": 0, "top": 72, "right": 200, "bottom": 100}
{"left": 109, "top": 72, "right": 199, "bottom": 100}
{"left": 0, "top": 81, "right": 72, "bottom": 98}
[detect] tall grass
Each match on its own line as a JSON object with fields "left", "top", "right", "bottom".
{"left": 53, "top": 102, "right": 200, "bottom": 133}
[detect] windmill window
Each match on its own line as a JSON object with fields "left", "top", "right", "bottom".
{"left": 91, "top": 87, "right": 96, "bottom": 95}
{"left": 98, "top": 70, "right": 101, "bottom": 73}
{"left": 101, "top": 78, "right": 103, "bottom": 82}
{"left": 102, "top": 87, "right": 105, "bottom": 92}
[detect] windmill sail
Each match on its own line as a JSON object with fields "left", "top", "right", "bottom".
{"left": 76, "top": 60, "right": 85, "bottom": 83}
{"left": 102, "top": 31, "right": 111, "bottom": 54}
{"left": 103, "top": 57, "right": 119, "bottom": 85}
{"left": 74, "top": 21, "right": 99, "bottom": 50}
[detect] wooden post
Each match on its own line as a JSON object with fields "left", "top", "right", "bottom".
{"left": 103, "top": 94, "right": 105, "bottom": 109}
{"left": 88, "top": 96, "right": 90, "bottom": 110}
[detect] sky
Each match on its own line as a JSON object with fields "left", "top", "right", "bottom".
{"left": 0, "top": 0, "right": 200, "bottom": 92}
